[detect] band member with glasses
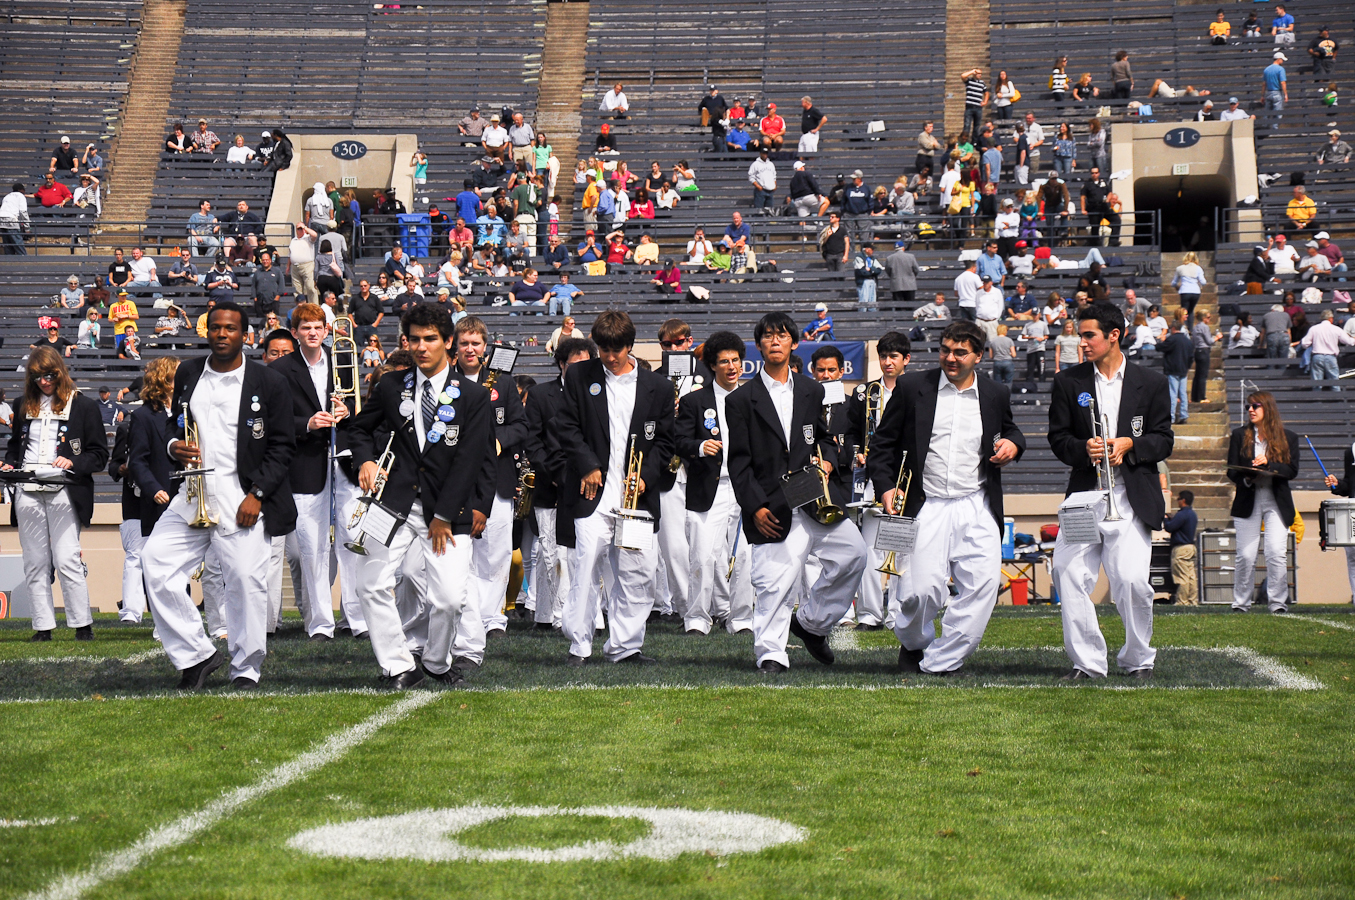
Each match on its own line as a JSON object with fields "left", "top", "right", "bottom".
{"left": 1228, "top": 392, "right": 1299, "bottom": 613}
{"left": 3, "top": 347, "right": 109, "bottom": 642}
{"left": 1048, "top": 302, "right": 1173, "bottom": 680}
{"left": 654, "top": 318, "right": 705, "bottom": 621}
{"left": 868, "top": 321, "right": 1024, "bottom": 676}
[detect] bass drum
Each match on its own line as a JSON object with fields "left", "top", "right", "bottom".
{"left": 1319, "top": 499, "right": 1355, "bottom": 549}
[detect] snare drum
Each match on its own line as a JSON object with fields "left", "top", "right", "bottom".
{"left": 1319, "top": 499, "right": 1355, "bottom": 549}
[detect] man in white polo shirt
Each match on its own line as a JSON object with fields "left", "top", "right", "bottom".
{"left": 974, "top": 274, "right": 1005, "bottom": 342}
{"left": 953, "top": 258, "right": 983, "bottom": 323}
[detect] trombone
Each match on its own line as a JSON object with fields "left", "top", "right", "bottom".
{"left": 329, "top": 315, "right": 361, "bottom": 543}
{"left": 1088, "top": 398, "right": 1123, "bottom": 522}
{"left": 877, "top": 451, "right": 913, "bottom": 580}
{"left": 344, "top": 432, "right": 395, "bottom": 555}
{"left": 861, "top": 381, "right": 884, "bottom": 459}
{"left": 181, "top": 402, "right": 218, "bottom": 528}
{"left": 808, "top": 452, "right": 845, "bottom": 525}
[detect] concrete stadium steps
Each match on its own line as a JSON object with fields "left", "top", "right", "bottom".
{"left": 535, "top": 0, "right": 589, "bottom": 231}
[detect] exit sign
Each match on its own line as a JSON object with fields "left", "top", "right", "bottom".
{"left": 341, "top": 176, "right": 358, "bottom": 187}
{"left": 1173, "top": 163, "right": 1190, "bottom": 175}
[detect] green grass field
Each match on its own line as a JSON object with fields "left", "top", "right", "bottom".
{"left": 2, "top": 607, "right": 1353, "bottom": 899}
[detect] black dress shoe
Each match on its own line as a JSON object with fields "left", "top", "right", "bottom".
{"left": 309, "top": 633, "right": 332, "bottom": 643}
{"left": 789, "top": 615, "right": 834, "bottom": 665}
{"left": 683, "top": 627, "right": 708, "bottom": 636}
{"left": 353, "top": 631, "right": 369, "bottom": 640}
{"left": 485, "top": 628, "right": 506, "bottom": 641}
{"left": 389, "top": 669, "right": 426, "bottom": 690}
{"left": 566, "top": 654, "right": 588, "bottom": 668}
{"left": 425, "top": 666, "right": 465, "bottom": 686}
{"left": 335, "top": 623, "right": 353, "bottom": 636}
{"left": 732, "top": 627, "right": 754, "bottom": 635}
{"left": 452, "top": 656, "right": 481, "bottom": 672}
{"left": 1126, "top": 668, "right": 1154, "bottom": 680}
{"left": 74, "top": 625, "right": 93, "bottom": 641}
{"left": 231, "top": 676, "right": 258, "bottom": 690}
{"left": 855, "top": 622, "right": 884, "bottom": 631}
{"left": 711, "top": 616, "right": 728, "bottom": 631}
{"left": 922, "top": 667, "right": 958, "bottom": 677}
{"left": 533, "top": 622, "right": 555, "bottom": 631}
{"left": 757, "top": 660, "right": 789, "bottom": 675}
{"left": 29, "top": 630, "right": 52, "bottom": 643}
{"left": 1061, "top": 669, "right": 1099, "bottom": 681}
{"left": 897, "top": 646, "right": 924, "bottom": 673}
{"left": 615, "top": 652, "right": 657, "bottom": 666}
{"left": 177, "top": 650, "right": 225, "bottom": 690}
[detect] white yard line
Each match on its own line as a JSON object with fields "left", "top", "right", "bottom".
{"left": 24, "top": 691, "right": 439, "bottom": 900}
{"left": 1214, "top": 646, "right": 1325, "bottom": 691}
{"left": 828, "top": 626, "right": 861, "bottom": 653}
{"left": 1, "top": 817, "right": 78, "bottom": 828}
{"left": 1285, "top": 614, "right": 1355, "bottom": 632}
{"left": 2, "top": 648, "right": 165, "bottom": 667}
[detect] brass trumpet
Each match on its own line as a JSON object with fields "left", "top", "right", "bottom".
{"left": 809, "top": 452, "right": 845, "bottom": 525}
{"left": 182, "top": 402, "right": 218, "bottom": 528}
{"left": 621, "top": 435, "right": 644, "bottom": 512}
{"left": 861, "top": 381, "right": 884, "bottom": 459}
{"left": 344, "top": 432, "right": 395, "bottom": 556}
{"left": 1089, "top": 398, "right": 1123, "bottom": 522}
{"left": 877, "top": 451, "right": 912, "bottom": 579}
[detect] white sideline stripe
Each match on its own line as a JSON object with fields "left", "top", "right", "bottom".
{"left": 1216, "top": 646, "right": 1325, "bottom": 690}
{"left": 1, "top": 817, "right": 77, "bottom": 828}
{"left": 2, "top": 648, "right": 165, "bottom": 666}
{"left": 828, "top": 627, "right": 860, "bottom": 653}
{"left": 1287, "top": 614, "right": 1355, "bottom": 632}
{"left": 23, "top": 691, "right": 439, "bottom": 900}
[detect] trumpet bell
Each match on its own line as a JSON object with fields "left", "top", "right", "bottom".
{"left": 813, "top": 503, "right": 846, "bottom": 526}
{"left": 342, "top": 540, "right": 369, "bottom": 556}
{"left": 876, "top": 551, "right": 902, "bottom": 577}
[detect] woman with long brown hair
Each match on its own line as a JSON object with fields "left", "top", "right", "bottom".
{"left": 2, "top": 346, "right": 109, "bottom": 640}
{"left": 1227, "top": 391, "right": 1300, "bottom": 612}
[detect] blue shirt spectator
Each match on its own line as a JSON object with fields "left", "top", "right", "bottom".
{"left": 982, "top": 146, "right": 1003, "bottom": 184}
{"left": 1006, "top": 289, "right": 1035, "bottom": 316}
{"left": 723, "top": 216, "right": 752, "bottom": 247}
{"left": 455, "top": 186, "right": 482, "bottom": 224}
{"left": 1163, "top": 503, "right": 1197, "bottom": 547}
{"left": 727, "top": 126, "right": 750, "bottom": 150}
{"left": 548, "top": 280, "right": 583, "bottom": 315}
{"left": 576, "top": 238, "right": 604, "bottom": 263}
{"left": 596, "top": 188, "right": 616, "bottom": 219}
{"left": 1263, "top": 61, "right": 1287, "bottom": 93}
{"left": 843, "top": 180, "right": 872, "bottom": 215}
{"left": 976, "top": 251, "right": 1008, "bottom": 284}
{"left": 476, "top": 212, "right": 506, "bottom": 246}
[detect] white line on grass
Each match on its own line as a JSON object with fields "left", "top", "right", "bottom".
{"left": 24, "top": 691, "right": 439, "bottom": 900}
{"left": 828, "top": 626, "right": 860, "bottom": 653}
{"left": 1, "top": 648, "right": 166, "bottom": 667}
{"left": 1, "top": 817, "right": 78, "bottom": 828}
{"left": 1216, "top": 646, "right": 1325, "bottom": 690}
{"left": 1285, "top": 614, "right": 1355, "bottom": 632}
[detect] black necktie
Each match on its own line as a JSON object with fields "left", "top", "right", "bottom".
{"left": 421, "top": 380, "right": 436, "bottom": 437}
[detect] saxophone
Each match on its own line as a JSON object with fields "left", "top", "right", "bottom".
{"left": 513, "top": 452, "right": 536, "bottom": 520}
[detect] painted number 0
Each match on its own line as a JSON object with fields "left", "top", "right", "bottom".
{"left": 335, "top": 143, "right": 360, "bottom": 157}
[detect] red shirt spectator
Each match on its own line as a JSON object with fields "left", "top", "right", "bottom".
{"left": 629, "top": 197, "right": 655, "bottom": 219}
{"left": 33, "top": 177, "right": 72, "bottom": 207}
{"left": 606, "top": 238, "right": 631, "bottom": 265}
{"left": 760, "top": 110, "right": 786, "bottom": 138}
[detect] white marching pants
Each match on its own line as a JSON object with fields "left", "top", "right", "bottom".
{"left": 685, "top": 477, "right": 753, "bottom": 633}
{"left": 454, "top": 494, "right": 513, "bottom": 665}
{"left": 267, "top": 534, "right": 285, "bottom": 632}
{"left": 856, "top": 510, "right": 891, "bottom": 627}
{"left": 531, "top": 506, "right": 569, "bottom": 626}
{"left": 1053, "top": 483, "right": 1156, "bottom": 676}
{"left": 352, "top": 501, "right": 471, "bottom": 677}
{"left": 144, "top": 507, "right": 271, "bottom": 682}
{"left": 564, "top": 508, "right": 656, "bottom": 660}
{"left": 657, "top": 479, "right": 690, "bottom": 616}
{"left": 1232, "top": 486, "right": 1289, "bottom": 611}
{"left": 749, "top": 510, "right": 867, "bottom": 668}
{"left": 289, "top": 479, "right": 337, "bottom": 636}
{"left": 333, "top": 474, "right": 369, "bottom": 634}
{"left": 892, "top": 492, "right": 1001, "bottom": 674}
{"left": 396, "top": 542, "right": 429, "bottom": 656}
{"left": 202, "top": 543, "right": 227, "bottom": 639}
{"left": 119, "top": 519, "right": 147, "bottom": 623}
{"left": 1344, "top": 547, "right": 1355, "bottom": 604}
{"left": 15, "top": 489, "right": 91, "bottom": 631}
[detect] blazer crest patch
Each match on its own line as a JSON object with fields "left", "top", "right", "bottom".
{"left": 69, "top": 438, "right": 82, "bottom": 455}
{"left": 802, "top": 424, "right": 815, "bottom": 445}
{"left": 644, "top": 420, "right": 656, "bottom": 440}
{"left": 495, "top": 407, "right": 505, "bottom": 425}
{"left": 1131, "top": 416, "right": 1144, "bottom": 437}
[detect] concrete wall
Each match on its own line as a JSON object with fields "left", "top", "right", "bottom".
{"left": 265, "top": 133, "right": 420, "bottom": 250}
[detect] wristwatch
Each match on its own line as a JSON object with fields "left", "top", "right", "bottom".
{"left": 249, "top": 486, "right": 265, "bottom": 501}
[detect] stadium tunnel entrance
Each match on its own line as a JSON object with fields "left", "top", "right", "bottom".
{"left": 1134, "top": 174, "right": 1232, "bottom": 253}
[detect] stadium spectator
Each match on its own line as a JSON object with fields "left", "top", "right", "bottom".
{"left": 727, "top": 120, "right": 753, "bottom": 153}
{"left": 672, "top": 160, "right": 698, "bottom": 193}
{"left": 1229, "top": 312, "right": 1260, "bottom": 351}
{"left": 109, "top": 290, "right": 138, "bottom": 348}
{"left": 219, "top": 200, "right": 263, "bottom": 258}
{"left": 508, "top": 113, "right": 535, "bottom": 170}
{"left": 1163, "top": 491, "right": 1198, "bottom": 604}
{"left": 224, "top": 134, "right": 255, "bottom": 168}
{"left": 165, "top": 123, "right": 190, "bottom": 153}
{"left": 916, "top": 121, "right": 942, "bottom": 176}
{"left": 1286, "top": 184, "right": 1317, "bottom": 235}
{"left": 549, "top": 272, "right": 584, "bottom": 315}
{"left": 1300, "top": 309, "right": 1354, "bottom": 385}
{"left": 1050, "top": 56, "right": 1070, "bottom": 103}
{"left": 959, "top": 69, "right": 988, "bottom": 139}
{"left": 77, "top": 308, "right": 102, "bottom": 350}
{"left": 32, "top": 316, "right": 74, "bottom": 357}
{"left": 153, "top": 304, "right": 190, "bottom": 339}
{"left": 995, "top": 72, "right": 1018, "bottom": 118}
{"left": 787, "top": 161, "right": 826, "bottom": 218}
{"left": 1220, "top": 96, "right": 1253, "bottom": 122}
{"left": 71, "top": 174, "right": 100, "bottom": 216}
{"left": 186, "top": 200, "right": 220, "bottom": 256}
{"left": 1271, "top": 4, "right": 1295, "bottom": 46}
{"left": 698, "top": 85, "right": 729, "bottom": 154}
{"left": 545, "top": 315, "right": 584, "bottom": 354}
{"left": 914, "top": 292, "right": 951, "bottom": 323}
{"left": 126, "top": 246, "right": 160, "bottom": 296}
{"left": 600, "top": 82, "right": 629, "bottom": 119}
{"left": 632, "top": 233, "right": 659, "bottom": 265}
{"left": 1307, "top": 25, "right": 1337, "bottom": 78}
{"left": 261, "top": 129, "right": 292, "bottom": 173}
{"left": 1263, "top": 52, "right": 1288, "bottom": 130}
{"left": 82, "top": 142, "right": 103, "bottom": 179}
{"left": 482, "top": 114, "right": 508, "bottom": 162}
{"left": 854, "top": 243, "right": 882, "bottom": 311}
{"left": 758, "top": 103, "right": 786, "bottom": 150}
{"left": 190, "top": 119, "right": 220, "bottom": 154}
{"left": 1270, "top": 235, "right": 1304, "bottom": 278}
{"left": 703, "top": 243, "right": 732, "bottom": 274}
{"left": 1316, "top": 130, "right": 1351, "bottom": 165}
{"left": 576, "top": 230, "right": 604, "bottom": 264}
{"left": 450, "top": 217, "right": 475, "bottom": 257}
{"left": 798, "top": 95, "right": 826, "bottom": 153}
{"left": 1314, "top": 232, "right": 1346, "bottom": 279}
{"left": 49, "top": 136, "right": 78, "bottom": 179}
{"left": 1209, "top": 10, "right": 1231, "bottom": 45}
{"left": 252, "top": 250, "right": 284, "bottom": 316}
{"left": 509, "top": 268, "right": 548, "bottom": 309}
{"left": 458, "top": 108, "right": 487, "bottom": 142}
{"left": 819, "top": 212, "right": 849, "bottom": 271}
{"left": 748, "top": 149, "right": 777, "bottom": 210}
{"left": 164, "top": 248, "right": 199, "bottom": 289}
{"left": 650, "top": 260, "right": 681, "bottom": 296}
{"left": 1110, "top": 50, "right": 1134, "bottom": 98}
{"left": 117, "top": 329, "right": 140, "bottom": 360}
{"left": 288, "top": 222, "right": 318, "bottom": 304}
{"left": 203, "top": 253, "right": 238, "bottom": 304}
{"left": 594, "top": 123, "right": 617, "bottom": 155}
{"left": 1191, "top": 310, "right": 1220, "bottom": 401}
{"left": 32, "top": 173, "right": 72, "bottom": 208}
{"left": 1298, "top": 241, "right": 1332, "bottom": 282}
{"left": 683, "top": 227, "right": 713, "bottom": 266}
{"left": 802, "top": 303, "right": 833, "bottom": 342}
{"left": 0, "top": 182, "right": 29, "bottom": 255}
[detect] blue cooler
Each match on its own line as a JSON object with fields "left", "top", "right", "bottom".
{"left": 396, "top": 213, "right": 431, "bottom": 259}
{"left": 1002, "top": 517, "right": 1015, "bottom": 560}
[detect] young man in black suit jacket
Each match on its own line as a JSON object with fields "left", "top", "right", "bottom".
{"left": 142, "top": 302, "right": 298, "bottom": 690}
{"left": 1323, "top": 440, "right": 1355, "bottom": 603}
{"left": 847, "top": 330, "right": 911, "bottom": 629}
{"left": 522, "top": 336, "right": 596, "bottom": 629}
{"left": 3, "top": 347, "right": 110, "bottom": 642}
{"left": 348, "top": 303, "right": 492, "bottom": 689}
{"left": 726, "top": 312, "right": 868, "bottom": 674}
{"left": 554, "top": 310, "right": 675, "bottom": 665}
{"left": 445, "top": 316, "right": 528, "bottom": 667}
{"left": 678, "top": 331, "right": 754, "bottom": 635}
{"left": 654, "top": 317, "right": 705, "bottom": 622}
{"left": 868, "top": 321, "right": 1025, "bottom": 675}
{"left": 809, "top": 344, "right": 855, "bottom": 509}
{"left": 1048, "top": 301, "right": 1174, "bottom": 680}
{"left": 269, "top": 302, "right": 348, "bottom": 641}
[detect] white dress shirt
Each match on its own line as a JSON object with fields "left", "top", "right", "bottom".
{"left": 760, "top": 367, "right": 794, "bottom": 449}
{"left": 603, "top": 362, "right": 638, "bottom": 508}
{"left": 171, "top": 361, "right": 246, "bottom": 534}
{"left": 1093, "top": 356, "right": 1127, "bottom": 465}
{"left": 713, "top": 382, "right": 733, "bottom": 479}
{"left": 414, "top": 363, "right": 451, "bottom": 448}
{"left": 921, "top": 375, "right": 983, "bottom": 500}
{"left": 23, "top": 395, "right": 62, "bottom": 466}
{"left": 304, "top": 348, "right": 329, "bottom": 411}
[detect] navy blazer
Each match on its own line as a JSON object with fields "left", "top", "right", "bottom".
{"left": 170, "top": 356, "right": 298, "bottom": 537}
{"left": 456, "top": 364, "right": 529, "bottom": 510}
{"left": 1046, "top": 360, "right": 1174, "bottom": 527}
{"left": 554, "top": 358, "right": 675, "bottom": 528}
{"left": 348, "top": 366, "right": 491, "bottom": 532}
{"left": 5, "top": 392, "right": 109, "bottom": 528}
{"left": 523, "top": 376, "right": 564, "bottom": 512}
{"left": 676, "top": 386, "right": 723, "bottom": 513}
{"left": 126, "top": 402, "right": 176, "bottom": 536}
{"left": 109, "top": 419, "right": 138, "bottom": 521}
{"left": 725, "top": 372, "right": 836, "bottom": 545}
{"left": 269, "top": 348, "right": 334, "bottom": 496}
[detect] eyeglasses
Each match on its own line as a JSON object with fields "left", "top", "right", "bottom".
{"left": 35, "top": 373, "right": 57, "bottom": 383}
{"left": 1247, "top": 402, "right": 1264, "bottom": 410}
{"left": 938, "top": 346, "right": 975, "bottom": 359}
{"left": 659, "top": 340, "right": 689, "bottom": 349}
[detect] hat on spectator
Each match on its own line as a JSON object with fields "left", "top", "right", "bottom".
{"left": 759, "top": 147, "right": 769, "bottom": 155}
{"left": 1306, "top": 240, "right": 1320, "bottom": 248}
{"left": 436, "top": 287, "right": 450, "bottom": 296}
{"left": 585, "top": 229, "right": 595, "bottom": 235}
{"left": 261, "top": 130, "right": 271, "bottom": 137}
{"left": 708, "top": 84, "right": 718, "bottom": 92}
{"left": 117, "top": 289, "right": 128, "bottom": 296}
{"left": 814, "top": 302, "right": 828, "bottom": 312}
{"left": 1330, "top": 130, "right": 1342, "bottom": 138}
{"left": 490, "top": 114, "right": 500, "bottom": 122}
{"left": 1202, "top": 100, "right": 1213, "bottom": 107}
{"left": 768, "top": 102, "right": 776, "bottom": 110}
{"left": 792, "top": 161, "right": 805, "bottom": 170}
{"left": 1002, "top": 197, "right": 1014, "bottom": 206}
{"left": 1228, "top": 97, "right": 1239, "bottom": 104}
{"left": 1273, "top": 50, "right": 1287, "bottom": 60}
{"left": 851, "top": 169, "right": 864, "bottom": 179}
{"left": 1315, "top": 231, "right": 1330, "bottom": 240}
{"left": 1015, "top": 240, "right": 1028, "bottom": 248}
{"left": 98, "top": 386, "right": 110, "bottom": 393}
{"left": 981, "top": 274, "right": 993, "bottom": 283}
{"left": 895, "top": 240, "right": 907, "bottom": 248}
{"left": 60, "top": 135, "right": 70, "bottom": 143}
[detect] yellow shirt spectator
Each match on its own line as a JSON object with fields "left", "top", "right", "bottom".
{"left": 196, "top": 312, "right": 209, "bottom": 338}
{"left": 109, "top": 296, "right": 138, "bottom": 336}
{"left": 1209, "top": 21, "right": 1230, "bottom": 37}
{"left": 1287, "top": 195, "right": 1316, "bottom": 227}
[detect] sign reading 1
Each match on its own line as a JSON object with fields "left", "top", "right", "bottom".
{"left": 1162, "top": 127, "right": 1201, "bottom": 149}
{"left": 331, "top": 140, "right": 368, "bottom": 160}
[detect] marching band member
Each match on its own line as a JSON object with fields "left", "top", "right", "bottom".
{"left": 451, "top": 315, "right": 528, "bottom": 664}
{"left": 270, "top": 303, "right": 345, "bottom": 640}
{"left": 3, "top": 347, "right": 109, "bottom": 642}
{"left": 523, "top": 336, "right": 596, "bottom": 629}
{"left": 348, "top": 304, "right": 492, "bottom": 687}
{"left": 678, "top": 331, "right": 754, "bottom": 634}
{"left": 868, "top": 321, "right": 1025, "bottom": 675}
{"left": 848, "top": 331, "right": 911, "bottom": 629}
{"left": 125, "top": 357, "right": 179, "bottom": 627}
{"left": 555, "top": 310, "right": 675, "bottom": 665}
{"left": 809, "top": 345, "right": 855, "bottom": 508}
{"left": 257, "top": 328, "right": 298, "bottom": 633}
{"left": 109, "top": 416, "right": 146, "bottom": 625}
{"left": 143, "top": 301, "right": 297, "bottom": 690}
{"left": 1048, "top": 302, "right": 1173, "bottom": 680}
{"left": 726, "top": 312, "right": 867, "bottom": 674}
{"left": 1227, "top": 391, "right": 1298, "bottom": 613}
{"left": 1324, "top": 441, "right": 1355, "bottom": 604}
{"left": 654, "top": 318, "right": 702, "bottom": 620}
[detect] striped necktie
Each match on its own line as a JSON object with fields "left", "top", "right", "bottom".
{"left": 422, "top": 380, "right": 437, "bottom": 438}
